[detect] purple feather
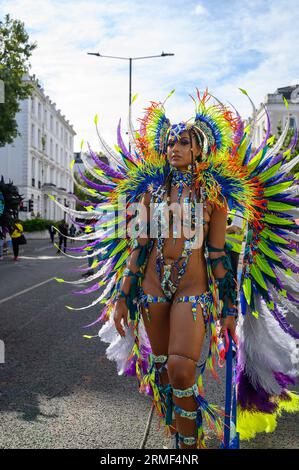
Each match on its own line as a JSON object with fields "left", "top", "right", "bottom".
{"left": 73, "top": 282, "right": 103, "bottom": 295}
{"left": 124, "top": 357, "right": 137, "bottom": 377}
{"left": 272, "top": 304, "right": 299, "bottom": 339}
{"left": 237, "top": 370, "right": 278, "bottom": 413}
{"left": 291, "top": 126, "right": 298, "bottom": 151}
{"left": 281, "top": 256, "right": 299, "bottom": 274}
{"left": 77, "top": 166, "right": 115, "bottom": 192}
{"left": 117, "top": 119, "right": 136, "bottom": 163}
{"left": 68, "top": 193, "right": 97, "bottom": 208}
{"left": 88, "top": 144, "right": 125, "bottom": 179}
{"left": 274, "top": 372, "right": 296, "bottom": 388}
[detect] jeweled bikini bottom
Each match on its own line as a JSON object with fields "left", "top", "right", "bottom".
{"left": 138, "top": 286, "right": 213, "bottom": 329}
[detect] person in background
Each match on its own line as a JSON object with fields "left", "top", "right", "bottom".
{"left": 10, "top": 219, "right": 24, "bottom": 261}
{"left": 57, "top": 221, "right": 68, "bottom": 254}
{"left": 69, "top": 223, "right": 76, "bottom": 243}
{"left": 0, "top": 225, "right": 4, "bottom": 260}
{"left": 48, "top": 224, "right": 55, "bottom": 243}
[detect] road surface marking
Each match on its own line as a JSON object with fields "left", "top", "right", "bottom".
{"left": 0, "top": 278, "right": 54, "bottom": 305}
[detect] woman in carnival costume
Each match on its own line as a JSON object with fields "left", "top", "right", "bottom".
{"left": 52, "top": 89, "right": 299, "bottom": 449}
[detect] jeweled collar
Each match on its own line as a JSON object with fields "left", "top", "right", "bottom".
{"left": 170, "top": 168, "right": 193, "bottom": 188}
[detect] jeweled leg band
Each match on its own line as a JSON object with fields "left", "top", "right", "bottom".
{"left": 174, "top": 405, "right": 197, "bottom": 420}
{"left": 178, "top": 434, "right": 197, "bottom": 446}
{"left": 173, "top": 384, "right": 198, "bottom": 398}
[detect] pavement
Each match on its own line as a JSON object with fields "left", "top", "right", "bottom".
{"left": 0, "top": 239, "right": 298, "bottom": 449}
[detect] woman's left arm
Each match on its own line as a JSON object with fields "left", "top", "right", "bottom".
{"left": 207, "top": 199, "right": 238, "bottom": 341}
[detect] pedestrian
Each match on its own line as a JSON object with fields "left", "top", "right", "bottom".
{"left": 48, "top": 224, "right": 55, "bottom": 243}
{"left": 57, "top": 221, "right": 68, "bottom": 253}
{"left": 0, "top": 225, "right": 4, "bottom": 260}
{"left": 69, "top": 223, "right": 76, "bottom": 243}
{"left": 10, "top": 219, "right": 24, "bottom": 261}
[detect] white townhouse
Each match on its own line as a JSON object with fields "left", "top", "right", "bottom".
{"left": 0, "top": 74, "right": 76, "bottom": 221}
{"left": 252, "top": 85, "right": 299, "bottom": 149}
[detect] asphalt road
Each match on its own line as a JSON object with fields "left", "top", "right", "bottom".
{"left": 0, "top": 239, "right": 298, "bottom": 449}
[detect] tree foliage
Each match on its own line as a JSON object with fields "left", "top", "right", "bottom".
{"left": 0, "top": 14, "right": 37, "bottom": 147}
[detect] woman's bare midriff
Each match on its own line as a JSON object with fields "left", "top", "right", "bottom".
{"left": 141, "top": 188, "right": 213, "bottom": 299}
{"left": 142, "top": 242, "right": 209, "bottom": 300}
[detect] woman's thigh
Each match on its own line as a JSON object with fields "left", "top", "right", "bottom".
{"left": 168, "top": 302, "right": 206, "bottom": 362}
{"left": 140, "top": 302, "right": 171, "bottom": 355}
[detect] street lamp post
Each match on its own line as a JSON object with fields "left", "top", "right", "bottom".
{"left": 87, "top": 51, "right": 174, "bottom": 152}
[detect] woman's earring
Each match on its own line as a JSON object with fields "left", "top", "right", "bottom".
{"left": 187, "top": 164, "right": 192, "bottom": 170}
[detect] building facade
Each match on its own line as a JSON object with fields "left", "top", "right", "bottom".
{"left": 0, "top": 75, "right": 76, "bottom": 221}
{"left": 252, "top": 85, "right": 299, "bottom": 149}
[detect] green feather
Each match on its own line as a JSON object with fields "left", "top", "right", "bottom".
{"left": 264, "top": 181, "right": 292, "bottom": 197}
{"left": 258, "top": 240, "right": 280, "bottom": 261}
{"left": 283, "top": 96, "right": 289, "bottom": 109}
{"left": 259, "top": 162, "right": 282, "bottom": 183}
{"left": 260, "top": 227, "right": 288, "bottom": 245}
{"left": 114, "top": 249, "right": 130, "bottom": 270}
{"left": 264, "top": 214, "right": 293, "bottom": 225}
{"left": 247, "top": 148, "right": 263, "bottom": 173}
{"left": 243, "top": 277, "right": 252, "bottom": 305}
{"left": 255, "top": 254, "right": 276, "bottom": 278}
{"left": 267, "top": 201, "right": 296, "bottom": 212}
{"left": 250, "top": 264, "right": 267, "bottom": 290}
{"left": 110, "top": 239, "right": 127, "bottom": 257}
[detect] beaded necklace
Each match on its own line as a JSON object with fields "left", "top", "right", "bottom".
{"left": 151, "top": 168, "right": 206, "bottom": 300}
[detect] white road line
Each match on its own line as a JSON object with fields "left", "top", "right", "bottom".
{"left": 0, "top": 277, "right": 54, "bottom": 305}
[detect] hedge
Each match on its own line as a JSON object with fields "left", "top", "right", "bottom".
{"left": 22, "top": 218, "right": 64, "bottom": 232}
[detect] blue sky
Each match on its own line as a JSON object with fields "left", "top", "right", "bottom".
{"left": 1, "top": 0, "right": 298, "bottom": 151}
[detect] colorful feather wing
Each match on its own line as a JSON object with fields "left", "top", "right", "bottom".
{"left": 229, "top": 100, "right": 299, "bottom": 440}
{"left": 52, "top": 118, "right": 168, "bottom": 327}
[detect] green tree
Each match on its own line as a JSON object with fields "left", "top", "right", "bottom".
{"left": 0, "top": 14, "right": 37, "bottom": 147}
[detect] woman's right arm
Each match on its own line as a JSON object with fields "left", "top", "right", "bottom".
{"left": 114, "top": 192, "right": 151, "bottom": 337}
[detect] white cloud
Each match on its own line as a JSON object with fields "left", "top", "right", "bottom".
{"left": 194, "top": 4, "right": 207, "bottom": 16}
{"left": 0, "top": 0, "right": 298, "bottom": 153}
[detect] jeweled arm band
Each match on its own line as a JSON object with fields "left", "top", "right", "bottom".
{"left": 208, "top": 244, "right": 238, "bottom": 319}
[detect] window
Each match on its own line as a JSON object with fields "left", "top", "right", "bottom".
{"left": 56, "top": 143, "right": 58, "bottom": 162}
{"left": 50, "top": 115, "right": 53, "bottom": 132}
{"left": 290, "top": 117, "right": 297, "bottom": 129}
{"left": 50, "top": 138, "right": 53, "bottom": 158}
{"left": 43, "top": 134, "right": 47, "bottom": 154}
{"left": 38, "top": 102, "right": 41, "bottom": 120}
{"left": 31, "top": 97, "right": 35, "bottom": 115}
{"left": 44, "top": 109, "right": 47, "bottom": 128}
{"left": 44, "top": 164, "right": 48, "bottom": 182}
{"left": 38, "top": 129, "right": 41, "bottom": 150}
{"left": 56, "top": 121, "right": 58, "bottom": 136}
{"left": 31, "top": 124, "right": 35, "bottom": 147}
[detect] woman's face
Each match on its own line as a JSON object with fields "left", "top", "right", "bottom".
{"left": 166, "top": 130, "right": 201, "bottom": 170}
